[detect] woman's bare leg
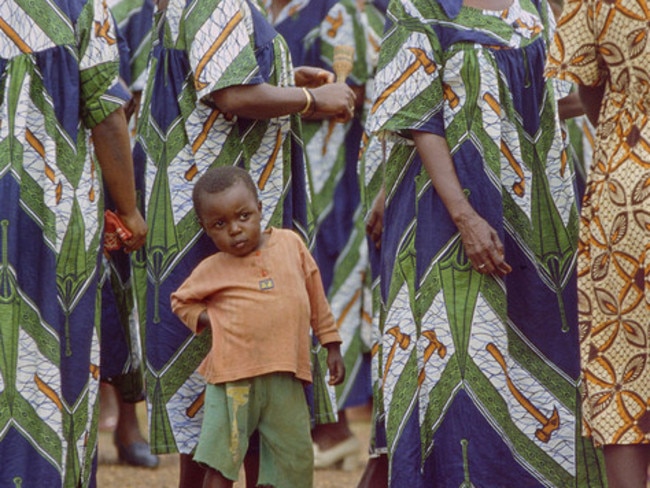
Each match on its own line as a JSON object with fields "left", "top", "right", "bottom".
{"left": 603, "top": 444, "right": 650, "bottom": 488}
{"left": 356, "top": 454, "right": 388, "bottom": 488}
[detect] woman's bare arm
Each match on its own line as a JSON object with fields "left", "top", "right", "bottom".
{"left": 578, "top": 84, "right": 605, "bottom": 127}
{"left": 92, "top": 108, "right": 147, "bottom": 251}
{"left": 412, "top": 130, "right": 511, "bottom": 276}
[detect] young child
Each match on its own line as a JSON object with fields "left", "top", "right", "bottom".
{"left": 170, "top": 165, "right": 345, "bottom": 488}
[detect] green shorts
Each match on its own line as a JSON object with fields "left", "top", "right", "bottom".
{"left": 194, "top": 373, "right": 313, "bottom": 488}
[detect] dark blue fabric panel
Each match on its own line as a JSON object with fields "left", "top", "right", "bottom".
{"left": 0, "top": 428, "right": 64, "bottom": 487}
{"left": 146, "top": 233, "right": 215, "bottom": 370}
{"left": 380, "top": 159, "right": 419, "bottom": 303}
{"left": 35, "top": 48, "right": 81, "bottom": 143}
{"left": 494, "top": 39, "right": 546, "bottom": 136}
{"left": 273, "top": 0, "right": 338, "bottom": 66}
{"left": 54, "top": 0, "right": 85, "bottom": 22}
{"left": 114, "top": 13, "right": 132, "bottom": 84}
{"left": 148, "top": 47, "right": 189, "bottom": 132}
{"left": 420, "top": 390, "right": 548, "bottom": 487}
{"left": 504, "top": 233, "right": 580, "bottom": 378}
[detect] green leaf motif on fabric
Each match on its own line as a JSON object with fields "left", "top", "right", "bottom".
{"left": 146, "top": 161, "right": 181, "bottom": 324}
{"left": 56, "top": 201, "right": 97, "bottom": 356}
{"left": 436, "top": 238, "right": 480, "bottom": 377}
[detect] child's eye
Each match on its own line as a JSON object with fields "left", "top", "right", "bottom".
{"left": 240, "top": 213, "right": 250, "bottom": 220}
{"left": 213, "top": 220, "right": 224, "bottom": 228}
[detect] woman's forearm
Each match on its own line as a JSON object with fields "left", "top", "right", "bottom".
{"left": 92, "top": 107, "right": 147, "bottom": 250}
{"left": 211, "top": 81, "right": 356, "bottom": 121}
{"left": 558, "top": 92, "right": 584, "bottom": 121}
{"left": 92, "top": 108, "right": 138, "bottom": 216}
{"left": 578, "top": 84, "right": 605, "bottom": 127}
{"left": 411, "top": 129, "right": 511, "bottom": 275}
{"left": 211, "top": 83, "right": 308, "bottom": 119}
{"left": 412, "top": 130, "right": 475, "bottom": 225}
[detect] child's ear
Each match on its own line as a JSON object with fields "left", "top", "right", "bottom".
{"left": 257, "top": 201, "right": 262, "bottom": 212}
{"left": 196, "top": 213, "right": 206, "bottom": 229}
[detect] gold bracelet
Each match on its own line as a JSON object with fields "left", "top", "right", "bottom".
{"left": 298, "top": 87, "right": 313, "bottom": 116}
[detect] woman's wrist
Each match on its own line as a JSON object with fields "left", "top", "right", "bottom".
{"left": 298, "top": 87, "right": 316, "bottom": 117}
{"left": 449, "top": 200, "right": 477, "bottom": 228}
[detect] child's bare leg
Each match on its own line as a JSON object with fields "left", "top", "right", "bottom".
{"left": 179, "top": 453, "right": 206, "bottom": 488}
{"left": 603, "top": 444, "right": 650, "bottom": 488}
{"left": 243, "top": 450, "right": 259, "bottom": 488}
{"left": 202, "top": 467, "right": 234, "bottom": 488}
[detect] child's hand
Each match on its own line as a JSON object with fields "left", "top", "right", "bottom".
{"left": 325, "top": 343, "right": 345, "bottom": 386}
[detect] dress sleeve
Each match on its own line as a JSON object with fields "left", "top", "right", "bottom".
{"left": 545, "top": 0, "right": 606, "bottom": 86}
{"left": 79, "top": 0, "right": 131, "bottom": 128}
{"left": 366, "top": 3, "right": 445, "bottom": 141}
{"left": 185, "top": 0, "right": 264, "bottom": 103}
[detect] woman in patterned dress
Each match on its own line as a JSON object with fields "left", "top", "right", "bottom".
{"left": 546, "top": 1, "right": 650, "bottom": 486}
{"left": 356, "top": 0, "right": 393, "bottom": 484}
{"left": 98, "top": 0, "right": 158, "bottom": 467}
{"left": 364, "top": 0, "right": 605, "bottom": 485}
{"left": 262, "top": 0, "right": 372, "bottom": 468}
{"left": 0, "top": 0, "right": 147, "bottom": 484}
{"left": 135, "top": 0, "right": 355, "bottom": 485}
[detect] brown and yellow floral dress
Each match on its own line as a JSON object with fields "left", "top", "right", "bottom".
{"left": 546, "top": 0, "right": 650, "bottom": 446}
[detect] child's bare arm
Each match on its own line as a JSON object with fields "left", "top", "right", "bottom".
{"left": 325, "top": 343, "right": 345, "bottom": 386}
{"left": 171, "top": 285, "right": 209, "bottom": 333}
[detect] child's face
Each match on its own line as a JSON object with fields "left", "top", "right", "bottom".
{"left": 198, "top": 180, "right": 263, "bottom": 257}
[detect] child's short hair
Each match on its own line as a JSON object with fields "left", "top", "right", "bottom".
{"left": 192, "top": 166, "right": 259, "bottom": 220}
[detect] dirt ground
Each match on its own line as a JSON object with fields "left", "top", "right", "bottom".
{"left": 96, "top": 404, "right": 370, "bottom": 488}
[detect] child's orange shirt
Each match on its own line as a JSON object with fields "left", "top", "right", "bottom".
{"left": 170, "top": 228, "right": 341, "bottom": 384}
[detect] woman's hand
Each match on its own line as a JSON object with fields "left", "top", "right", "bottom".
{"left": 124, "top": 91, "right": 142, "bottom": 123}
{"left": 295, "top": 66, "right": 361, "bottom": 122}
{"left": 117, "top": 208, "right": 147, "bottom": 252}
{"left": 412, "top": 130, "right": 511, "bottom": 277}
{"left": 294, "top": 66, "right": 334, "bottom": 88}
{"left": 92, "top": 108, "right": 147, "bottom": 252}
{"left": 366, "top": 186, "right": 386, "bottom": 249}
{"left": 308, "top": 83, "right": 356, "bottom": 122}
{"left": 455, "top": 211, "right": 511, "bottom": 276}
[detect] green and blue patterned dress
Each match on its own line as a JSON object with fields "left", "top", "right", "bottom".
{"left": 365, "top": 0, "right": 605, "bottom": 485}
{"left": 109, "top": 0, "right": 154, "bottom": 92}
{"left": 0, "top": 0, "right": 130, "bottom": 485}
{"left": 357, "top": 0, "right": 390, "bottom": 454}
{"left": 136, "top": 0, "right": 308, "bottom": 454}
{"left": 100, "top": 0, "right": 154, "bottom": 401}
{"left": 264, "top": 0, "right": 373, "bottom": 416}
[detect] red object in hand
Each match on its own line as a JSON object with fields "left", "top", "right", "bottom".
{"left": 104, "top": 210, "right": 133, "bottom": 251}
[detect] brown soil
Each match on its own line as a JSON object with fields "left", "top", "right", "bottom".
{"left": 96, "top": 404, "right": 370, "bottom": 488}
